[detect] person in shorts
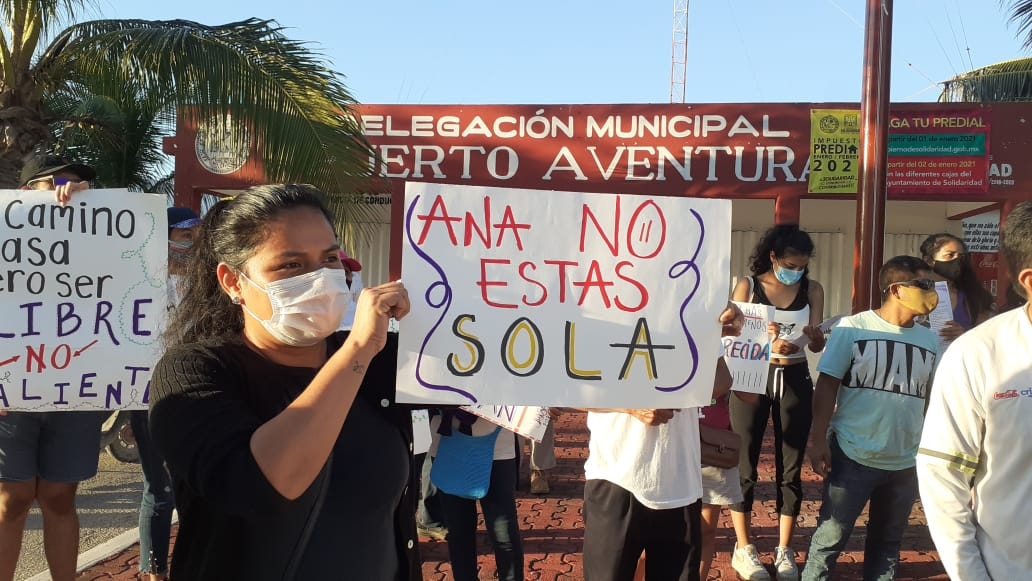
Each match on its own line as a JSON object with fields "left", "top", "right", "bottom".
{"left": 0, "top": 157, "right": 108, "bottom": 581}
{"left": 699, "top": 390, "right": 758, "bottom": 579}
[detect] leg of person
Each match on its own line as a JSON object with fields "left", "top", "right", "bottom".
{"left": 699, "top": 461, "right": 746, "bottom": 580}
{"left": 699, "top": 504, "right": 722, "bottom": 580}
{"left": 36, "top": 480, "right": 80, "bottom": 581}
{"left": 480, "top": 458, "right": 524, "bottom": 581}
{"left": 800, "top": 438, "right": 877, "bottom": 581}
{"left": 0, "top": 480, "right": 36, "bottom": 581}
{"left": 36, "top": 411, "right": 105, "bottom": 581}
{"left": 414, "top": 452, "right": 448, "bottom": 540}
{"left": 729, "top": 377, "right": 774, "bottom": 581}
{"left": 529, "top": 420, "right": 557, "bottom": 494}
{"left": 860, "top": 467, "right": 918, "bottom": 581}
{"left": 640, "top": 499, "right": 701, "bottom": 581}
{"left": 130, "top": 411, "right": 174, "bottom": 580}
{"left": 772, "top": 363, "right": 814, "bottom": 581}
{"left": 0, "top": 412, "right": 44, "bottom": 581}
{"left": 583, "top": 479, "right": 646, "bottom": 581}
{"left": 439, "top": 488, "right": 483, "bottom": 581}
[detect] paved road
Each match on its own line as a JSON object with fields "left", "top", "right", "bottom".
{"left": 14, "top": 452, "right": 143, "bottom": 581}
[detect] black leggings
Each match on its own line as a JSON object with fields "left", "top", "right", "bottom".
{"left": 728, "top": 361, "right": 813, "bottom": 517}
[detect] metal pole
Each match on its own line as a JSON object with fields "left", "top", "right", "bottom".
{"left": 853, "top": 0, "right": 893, "bottom": 312}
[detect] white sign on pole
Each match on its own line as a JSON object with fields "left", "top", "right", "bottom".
{"left": 396, "top": 183, "right": 732, "bottom": 408}
{"left": 722, "top": 301, "right": 774, "bottom": 394}
{"left": 0, "top": 190, "right": 167, "bottom": 411}
{"left": 960, "top": 210, "right": 1000, "bottom": 253}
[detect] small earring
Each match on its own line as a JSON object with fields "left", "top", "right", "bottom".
{"left": 231, "top": 296, "right": 241, "bottom": 305}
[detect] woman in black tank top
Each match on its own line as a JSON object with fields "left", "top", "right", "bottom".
{"left": 726, "top": 224, "right": 826, "bottom": 581}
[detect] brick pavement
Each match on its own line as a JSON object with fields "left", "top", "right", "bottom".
{"left": 76, "top": 411, "right": 947, "bottom": 580}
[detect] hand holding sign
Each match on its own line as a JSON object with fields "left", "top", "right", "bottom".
{"left": 629, "top": 408, "right": 676, "bottom": 426}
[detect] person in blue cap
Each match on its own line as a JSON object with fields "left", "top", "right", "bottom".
{"left": 129, "top": 205, "right": 202, "bottom": 581}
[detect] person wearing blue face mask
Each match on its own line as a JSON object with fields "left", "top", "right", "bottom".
{"left": 726, "top": 224, "right": 826, "bottom": 581}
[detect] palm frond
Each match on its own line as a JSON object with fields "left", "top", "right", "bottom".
{"left": 939, "top": 57, "right": 1032, "bottom": 102}
{"left": 44, "top": 74, "right": 174, "bottom": 189}
{"left": 1004, "top": 0, "right": 1032, "bottom": 49}
{"left": 41, "top": 17, "right": 375, "bottom": 193}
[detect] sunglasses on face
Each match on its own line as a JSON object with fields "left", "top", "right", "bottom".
{"left": 883, "top": 278, "right": 935, "bottom": 293}
{"left": 26, "top": 176, "right": 72, "bottom": 189}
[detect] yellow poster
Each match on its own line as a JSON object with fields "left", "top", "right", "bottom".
{"left": 808, "top": 109, "right": 860, "bottom": 194}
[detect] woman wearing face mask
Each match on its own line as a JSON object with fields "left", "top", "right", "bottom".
{"left": 727, "top": 224, "right": 825, "bottom": 581}
{"left": 149, "top": 184, "right": 416, "bottom": 580}
{"left": 128, "top": 206, "right": 202, "bottom": 581}
{"left": 919, "top": 233, "right": 995, "bottom": 341}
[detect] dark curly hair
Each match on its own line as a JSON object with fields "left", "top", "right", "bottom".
{"left": 748, "top": 223, "right": 816, "bottom": 276}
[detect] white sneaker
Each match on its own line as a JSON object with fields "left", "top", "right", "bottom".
{"left": 773, "top": 546, "right": 799, "bottom": 581}
{"left": 731, "top": 543, "right": 771, "bottom": 581}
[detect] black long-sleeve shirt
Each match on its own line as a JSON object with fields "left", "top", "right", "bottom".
{"left": 150, "top": 332, "right": 419, "bottom": 580}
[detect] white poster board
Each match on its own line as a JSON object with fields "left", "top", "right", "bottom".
{"left": 960, "top": 210, "right": 1000, "bottom": 253}
{"left": 927, "top": 281, "right": 955, "bottom": 353}
{"left": 723, "top": 301, "right": 774, "bottom": 394}
{"left": 461, "top": 405, "right": 550, "bottom": 443}
{"left": 396, "top": 183, "right": 731, "bottom": 408}
{"left": 0, "top": 190, "right": 167, "bottom": 411}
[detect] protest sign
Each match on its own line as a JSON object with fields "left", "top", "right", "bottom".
{"left": 722, "top": 301, "right": 773, "bottom": 394}
{"left": 0, "top": 189, "right": 167, "bottom": 411}
{"left": 461, "top": 405, "right": 550, "bottom": 443}
{"left": 396, "top": 183, "right": 731, "bottom": 408}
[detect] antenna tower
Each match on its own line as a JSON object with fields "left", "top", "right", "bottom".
{"left": 670, "top": 0, "right": 689, "bottom": 103}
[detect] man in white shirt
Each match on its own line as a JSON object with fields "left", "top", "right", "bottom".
{"left": 581, "top": 306, "right": 740, "bottom": 581}
{"left": 916, "top": 201, "right": 1032, "bottom": 580}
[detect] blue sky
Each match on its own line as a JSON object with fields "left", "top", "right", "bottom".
{"left": 96, "top": 0, "right": 1027, "bottom": 104}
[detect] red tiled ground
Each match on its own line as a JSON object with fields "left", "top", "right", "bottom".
{"left": 77, "top": 411, "right": 946, "bottom": 580}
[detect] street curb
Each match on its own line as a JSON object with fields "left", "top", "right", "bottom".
{"left": 25, "top": 512, "right": 178, "bottom": 581}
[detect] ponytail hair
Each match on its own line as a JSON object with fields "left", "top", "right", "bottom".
{"left": 164, "top": 184, "right": 335, "bottom": 347}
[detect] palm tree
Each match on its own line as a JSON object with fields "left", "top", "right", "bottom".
{"left": 939, "top": 57, "right": 1032, "bottom": 102}
{"left": 45, "top": 75, "right": 176, "bottom": 191}
{"left": 0, "top": 2, "right": 372, "bottom": 191}
{"left": 939, "top": 1, "right": 1032, "bottom": 102}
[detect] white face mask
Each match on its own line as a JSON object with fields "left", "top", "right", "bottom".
{"left": 239, "top": 268, "right": 352, "bottom": 347}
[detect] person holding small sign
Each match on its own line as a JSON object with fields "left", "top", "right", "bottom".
{"left": 0, "top": 157, "right": 104, "bottom": 581}
{"left": 147, "top": 184, "right": 418, "bottom": 580}
{"left": 728, "top": 224, "right": 826, "bottom": 581}
{"left": 918, "top": 233, "right": 995, "bottom": 341}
